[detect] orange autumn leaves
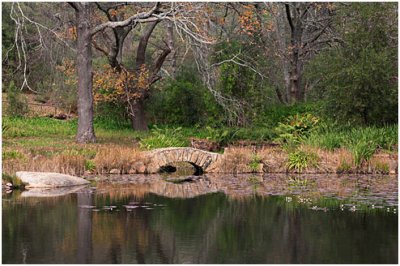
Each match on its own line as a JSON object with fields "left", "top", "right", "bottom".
{"left": 239, "top": 6, "right": 260, "bottom": 35}
{"left": 57, "top": 59, "right": 150, "bottom": 103}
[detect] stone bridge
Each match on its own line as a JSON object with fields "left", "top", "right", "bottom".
{"left": 146, "top": 147, "right": 222, "bottom": 174}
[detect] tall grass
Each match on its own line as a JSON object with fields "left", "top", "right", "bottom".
{"left": 305, "top": 124, "right": 397, "bottom": 152}
{"left": 286, "top": 149, "right": 319, "bottom": 172}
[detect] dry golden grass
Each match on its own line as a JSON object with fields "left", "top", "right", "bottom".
{"left": 370, "top": 152, "right": 398, "bottom": 174}
{"left": 2, "top": 143, "right": 145, "bottom": 176}
{"left": 2, "top": 153, "right": 86, "bottom": 176}
{"left": 257, "top": 146, "right": 288, "bottom": 173}
{"left": 93, "top": 147, "right": 143, "bottom": 174}
{"left": 216, "top": 147, "right": 254, "bottom": 173}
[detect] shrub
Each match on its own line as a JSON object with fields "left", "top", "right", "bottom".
{"left": 85, "top": 160, "right": 96, "bottom": 171}
{"left": 139, "top": 126, "right": 188, "bottom": 150}
{"left": 274, "top": 113, "right": 320, "bottom": 146}
{"left": 2, "top": 173, "right": 26, "bottom": 189}
{"left": 248, "top": 154, "right": 262, "bottom": 172}
{"left": 145, "top": 67, "right": 222, "bottom": 126}
{"left": 94, "top": 101, "right": 130, "bottom": 130}
{"left": 286, "top": 149, "right": 319, "bottom": 172}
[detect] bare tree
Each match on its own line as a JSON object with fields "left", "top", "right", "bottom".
{"left": 250, "top": 3, "right": 338, "bottom": 103}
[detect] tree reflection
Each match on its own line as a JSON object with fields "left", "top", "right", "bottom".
{"left": 77, "top": 190, "right": 93, "bottom": 263}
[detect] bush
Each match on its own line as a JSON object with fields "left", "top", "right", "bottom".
{"left": 146, "top": 67, "right": 222, "bottom": 126}
{"left": 139, "top": 126, "right": 189, "bottom": 150}
{"left": 94, "top": 101, "right": 131, "bottom": 130}
{"left": 286, "top": 149, "right": 319, "bottom": 172}
{"left": 248, "top": 154, "right": 262, "bottom": 172}
{"left": 2, "top": 173, "right": 26, "bottom": 189}
{"left": 6, "top": 81, "right": 29, "bottom": 117}
{"left": 274, "top": 113, "right": 320, "bottom": 146}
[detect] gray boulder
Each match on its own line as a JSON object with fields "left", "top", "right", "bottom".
{"left": 16, "top": 171, "right": 90, "bottom": 188}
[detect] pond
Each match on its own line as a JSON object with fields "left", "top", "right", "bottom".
{"left": 2, "top": 174, "right": 398, "bottom": 263}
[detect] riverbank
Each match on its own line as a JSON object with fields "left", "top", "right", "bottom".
{"left": 2, "top": 117, "right": 398, "bottom": 180}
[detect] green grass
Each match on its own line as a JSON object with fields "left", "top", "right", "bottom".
{"left": 305, "top": 124, "right": 397, "bottom": 152}
{"left": 3, "top": 116, "right": 397, "bottom": 157}
{"left": 2, "top": 150, "right": 25, "bottom": 160}
{"left": 3, "top": 117, "right": 77, "bottom": 138}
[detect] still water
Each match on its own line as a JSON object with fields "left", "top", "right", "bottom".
{"left": 2, "top": 174, "right": 398, "bottom": 263}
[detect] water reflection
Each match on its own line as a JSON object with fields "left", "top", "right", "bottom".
{"left": 93, "top": 173, "right": 397, "bottom": 206}
{"left": 2, "top": 174, "right": 398, "bottom": 263}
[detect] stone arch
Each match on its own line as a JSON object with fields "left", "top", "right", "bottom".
{"left": 147, "top": 147, "right": 221, "bottom": 174}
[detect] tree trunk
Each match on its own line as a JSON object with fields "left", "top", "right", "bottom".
{"left": 289, "top": 54, "right": 300, "bottom": 104}
{"left": 75, "top": 3, "right": 96, "bottom": 143}
{"left": 130, "top": 98, "right": 148, "bottom": 131}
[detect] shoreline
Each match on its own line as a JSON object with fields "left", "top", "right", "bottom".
{"left": 3, "top": 145, "right": 397, "bottom": 178}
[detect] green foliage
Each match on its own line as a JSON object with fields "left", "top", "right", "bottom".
{"left": 203, "top": 126, "right": 238, "bottom": 146}
{"left": 6, "top": 81, "right": 29, "bottom": 117}
{"left": 139, "top": 126, "right": 189, "bottom": 150}
{"left": 351, "top": 141, "right": 376, "bottom": 167}
{"left": 306, "top": 3, "right": 397, "bottom": 125}
{"left": 2, "top": 173, "right": 26, "bottom": 189}
{"left": 374, "top": 162, "right": 389, "bottom": 174}
{"left": 3, "top": 117, "right": 77, "bottom": 138}
{"left": 286, "top": 150, "right": 319, "bottom": 172}
{"left": 2, "top": 122, "right": 10, "bottom": 134}
{"left": 274, "top": 113, "right": 320, "bottom": 146}
{"left": 234, "top": 127, "right": 275, "bottom": 142}
{"left": 94, "top": 102, "right": 131, "bottom": 130}
{"left": 248, "top": 154, "right": 262, "bottom": 172}
{"left": 85, "top": 160, "right": 96, "bottom": 171}
{"left": 306, "top": 122, "right": 397, "bottom": 152}
{"left": 255, "top": 103, "right": 320, "bottom": 127}
{"left": 2, "top": 150, "right": 25, "bottom": 160}
{"left": 146, "top": 67, "right": 222, "bottom": 126}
